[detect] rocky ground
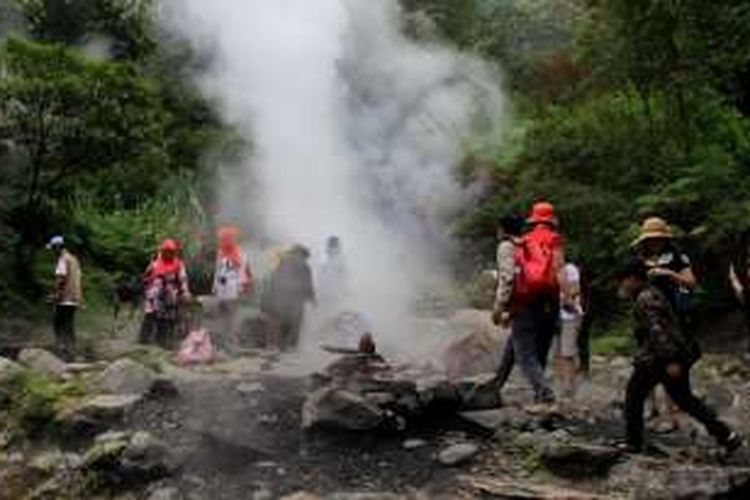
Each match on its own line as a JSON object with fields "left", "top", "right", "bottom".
{"left": 2, "top": 310, "right": 750, "bottom": 499}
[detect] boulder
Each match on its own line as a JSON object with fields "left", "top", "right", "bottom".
{"left": 18, "top": 349, "right": 66, "bottom": 378}
{"left": 95, "top": 358, "right": 157, "bottom": 397}
{"left": 417, "top": 377, "right": 461, "bottom": 410}
{"left": 29, "top": 451, "right": 82, "bottom": 474}
{"left": 437, "top": 442, "right": 479, "bottom": 466}
{"left": 58, "top": 394, "right": 142, "bottom": 437}
{"left": 302, "top": 387, "right": 385, "bottom": 431}
{"left": 538, "top": 439, "right": 622, "bottom": 478}
{"left": 667, "top": 466, "right": 750, "bottom": 499}
{"left": 82, "top": 431, "right": 176, "bottom": 485}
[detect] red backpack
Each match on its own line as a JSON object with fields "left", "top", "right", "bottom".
{"left": 514, "top": 226, "right": 560, "bottom": 303}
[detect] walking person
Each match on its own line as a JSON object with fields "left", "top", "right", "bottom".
{"left": 47, "top": 236, "right": 83, "bottom": 361}
{"left": 261, "top": 245, "right": 316, "bottom": 351}
{"left": 632, "top": 216, "right": 698, "bottom": 432}
{"left": 139, "top": 239, "right": 192, "bottom": 349}
{"left": 213, "top": 226, "right": 253, "bottom": 354}
{"left": 494, "top": 202, "right": 565, "bottom": 405}
{"left": 616, "top": 258, "right": 742, "bottom": 454}
{"left": 552, "top": 260, "right": 584, "bottom": 399}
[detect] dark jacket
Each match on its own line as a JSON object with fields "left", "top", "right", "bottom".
{"left": 633, "top": 285, "right": 700, "bottom": 366}
{"left": 262, "top": 252, "right": 315, "bottom": 321}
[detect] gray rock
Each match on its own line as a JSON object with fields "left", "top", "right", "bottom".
{"left": 456, "top": 374, "right": 501, "bottom": 410}
{"left": 147, "top": 487, "right": 183, "bottom": 500}
{"left": 82, "top": 431, "right": 176, "bottom": 484}
{"left": 402, "top": 439, "right": 427, "bottom": 450}
{"left": 539, "top": 440, "right": 622, "bottom": 478}
{"left": 460, "top": 407, "right": 531, "bottom": 432}
{"left": 0, "top": 356, "right": 23, "bottom": 383}
{"left": 96, "top": 358, "right": 157, "bottom": 396}
{"left": 302, "top": 387, "right": 385, "bottom": 431}
{"left": 668, "top": 466, "right": 750, "bottom": 499}
{"left": 18, "top": 348, "right": 66, "bottom": 378}
{"left": 29, "top": 451, "right": 81, "bottom": 473}
{"left": 437, "top": 442, "right": 479, "bottom": 466}
{"left": 236, "top": 382, "right": 264, "bottom": 395}
{"left": 417, "top": 377, "right": 460, "bottom": 409}
{"left": 58, "top": 394, "right": 142, "bottom": 437}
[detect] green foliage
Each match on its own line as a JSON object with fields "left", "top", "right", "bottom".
{"left": 5, "top": 371, "right": 87, "bottom": 438}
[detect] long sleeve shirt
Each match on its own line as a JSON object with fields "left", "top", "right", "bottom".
{"left": 633, "top": 286, "right": 698, "bottom": 366}
{"left": 494, "top": 239, "right": 516, "bottom": 314}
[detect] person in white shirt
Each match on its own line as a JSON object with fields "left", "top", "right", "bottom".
{"left": 47, "top": 235, "right": 83, "bottom": 361}
{"left": 213, "top": 227, "right": 253, "bottom": 354}
{"left": 553, "top": 261, "right": 584, "bottom": 398}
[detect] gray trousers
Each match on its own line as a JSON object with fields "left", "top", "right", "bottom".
{"left": 495, "top": 296, "right": 557, "bottom": 403}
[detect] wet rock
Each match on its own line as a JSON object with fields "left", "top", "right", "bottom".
{"left": 18, "top": 348, "right": 66, "bottom": 378}
{"left": 364, "top": 391, "right": 397, "bottom": 407}
{"left": 150, "top": 377, "right": 180, "bottom": 399}
{"left": 539, "top": 439, "right": 622, "bottom": 478}
{"left": 437, "top": 442, "right": 479, "bottom": 466}
{"left": 96, "top": 358, "right": 157, "bottom": 396}
{"left": 667, "top": 466, "right": 750, "bottom": 499}
{"left": 302, "top": 387, "right": 385, "bottom": 431}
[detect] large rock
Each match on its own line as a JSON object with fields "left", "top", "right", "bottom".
{"left": 459, "top": 407, "right": 532, "bottom": 433}
{"left": 18, "top": 348, "right": 66, "bottom": 378}
{"left": 58, "top": 394, "right": 142, "bottom": 437}
{"left": 82, "top": 431, "right": 176, "bottom": 485}
{"left": 539, "top": 439, "right": 622, "bottom": 478}
{"left": 302, "top": 387, "right": 385, "bottom": 431}
{"left": 96, "top": 358, "right": 158, "bottom": 396}
{"left": 667, "top": 466, "right": 750, "bottom": 499}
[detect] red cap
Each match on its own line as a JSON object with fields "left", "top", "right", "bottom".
{"left": 528, "top": 201, "right": 557, "bottom": 225}
{"left": 160, "top": 239, "right": 178, "bottom": 251}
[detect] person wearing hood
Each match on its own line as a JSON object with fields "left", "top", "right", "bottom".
{"left": 317, "top": 235, "right": 348, "bottom": 314}
{"left": 139, "top": 239, "right": 192, "bottom": 349}
{"left": 213, "top": 226, "right": 253, "bottom": 353}
{"left": 262, "top": 244, "right": 316, "bottom": 351}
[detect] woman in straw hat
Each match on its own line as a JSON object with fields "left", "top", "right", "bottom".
{"left": 632, "top": 216, "right": 698, "bottom": 433}
{"left": 632, "top": 217, "right": 696, "bottom": 294}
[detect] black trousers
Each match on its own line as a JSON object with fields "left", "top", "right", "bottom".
{"left": 625, "top": 361, "right": 732, "bottom": 448}
{"left": 139, "top": 313, "right": 177, "bottom": 350}
{"left": 53, "top": 305, "right": 77, "bottom": 361}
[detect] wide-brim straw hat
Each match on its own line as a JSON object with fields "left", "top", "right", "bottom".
{"left": 631, "top": 217, "right": 673, "bottom": 247}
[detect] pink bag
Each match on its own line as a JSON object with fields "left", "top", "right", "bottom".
{"left": 175, "top": 328, "right": 216, "bottom": 365}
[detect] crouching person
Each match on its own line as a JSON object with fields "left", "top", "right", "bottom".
{"left": 617, "top": 259, "right": 742, "bottom": 453}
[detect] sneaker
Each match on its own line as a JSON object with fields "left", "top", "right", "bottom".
{"left": 722, "top": 432, "right": 744, "bottom": 454}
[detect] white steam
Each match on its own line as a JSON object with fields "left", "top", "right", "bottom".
{"left": 161, "top": 0, "right": 504, "bottom": 362}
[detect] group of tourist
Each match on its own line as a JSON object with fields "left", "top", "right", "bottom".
{"left": 490, "top": 202, "right": 743, "bottom": 453}
{"left": 45, "top": 229, "right": 348, "bottom": 361}
{"left": 44, "top": 199, "right": 748, "bottom": 454}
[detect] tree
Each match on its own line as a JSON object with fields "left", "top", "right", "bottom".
{"left": 0, "top": 37, "right": 167, "bottom": 287}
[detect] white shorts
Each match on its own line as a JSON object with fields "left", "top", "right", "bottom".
{"left": 554, "top": 317, "right": 582, "bottom": 358}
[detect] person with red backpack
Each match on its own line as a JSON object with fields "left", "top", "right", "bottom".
{"left": 493, "top": 201, "right": 566, "bottom": 404}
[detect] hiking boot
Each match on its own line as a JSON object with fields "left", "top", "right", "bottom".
{"left": 721, "top": 432, "right": 744, "bottom": 454}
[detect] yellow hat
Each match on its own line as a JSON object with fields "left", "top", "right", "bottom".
{"left": 631, "top": 217, "right": 673, "bottom": 247}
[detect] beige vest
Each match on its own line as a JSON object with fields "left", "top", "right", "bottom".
{"left": 59, "top": 251, "right": 83, "bottom": 305}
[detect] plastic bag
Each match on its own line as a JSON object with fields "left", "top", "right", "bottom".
{"left": 175, "top": 328, "right": 216, "bottom": 365}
